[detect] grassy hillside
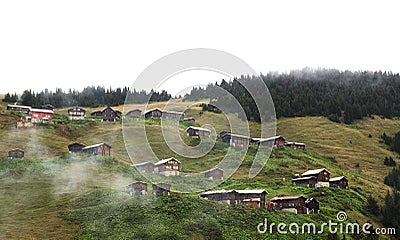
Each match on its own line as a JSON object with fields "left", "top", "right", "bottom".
{"left": 0, "top": 100, "right": 399, "bottom": 239}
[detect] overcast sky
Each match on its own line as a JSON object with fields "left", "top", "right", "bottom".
{"left": 0, "top": 0, "right": 399, "bottom": 94}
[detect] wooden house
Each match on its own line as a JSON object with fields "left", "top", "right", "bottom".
{"left": 154, "top": 157, "right": 181, "bottom": 176}
{"left": 81, "top": 143, "right": 111, "bottom": 156}
{"left": 144, "top": 108, "right": 163, "bottom": 118}
{"left": 236, "top": 190, "right": 268, "bottom": 208}
{"left": 41, "top": 104, "right": 55, "bottom": 110}
{"left": 29, "top": 108, "right": 53, "bottom": 122}
{"left": 125, "top": 181, "right": 147, "bottom": 196}
{"left": 220, "top": 131, "right": 251, "bottom": 147}
{"left": 204, "top": 167, "right": 224, "bottom": 180}
{"left": 7, "top": 104, "right": 31, "bottom": 113}
{"left": 329, "top": 176, "right": 349, "bottom": 189}
{"left": 291, "top": 176, "right": 317, "bottom": 188}
{"left": 68, "top": 107, "right": 86, "bottom": 120}
{"left": 67, "top": 142, "right": 86, "bottom": 153}
{"left": 134, "top": 161, "right": 155, "bottom": 173}
{"left": 200, "top": 190, "right": 237, "bottom": 205}
{"left": 285, "top": 141, "right": 306, "bottom": 150}
{"left": 269, "top": 196, "right": 319, "bottom": 214}
{"left": 8, "top": 149, "right": 24, "bottom": 159}
{"left": 301, "top": 168, "right": 331, "bottom": 186}
{"left": 253, "top": 136, "right": 286, "bottom": 147}
{"left": 126, "top": 109, "right": 142, "bottom": 118}
{"left": 305, "top": 198, "right": 320, "bottom": 214}
{"left": 183, "top": 117, "right": 195, "bottom": 122}
{"left": 100, "top": 106, "right": 120, "bottom": 122}
{"left": 152, "top": 183, "right": 171, "bottom": 196}
{"left": 187, "top": 126, "right": 211, "bottom": 138}
{"left": 162, "top": 110, "right": 184, "bottom": 121}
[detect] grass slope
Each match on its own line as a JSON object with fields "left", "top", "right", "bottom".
{"left": 0, "top": 100, "right": 399, "bottom": 239}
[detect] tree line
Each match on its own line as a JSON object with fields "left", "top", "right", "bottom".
{"left": 2, "top": 86, "right": 171, "bottom": 108}
{"left": 184, "top": 68, "right": 400, "bottom": 124}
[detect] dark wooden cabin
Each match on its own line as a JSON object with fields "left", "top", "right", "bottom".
{"left": 134, "top": 161, "right": 155, "bottom": 173}
{"left": 270, "top": 196, "right": 307, "bottom": 214}
{"left": 301, "top": 168, "right": 331, "bottom": 183}
{"left": 220, "top": 131, "right": 250, "bottom": 147}
{"left": 253, "top": 136, "right": 286, "bottom": 147}
{"left": 126, "top": 109, "right": 142, "bottom": 118}
{"left": 329, "top": 176, "right": 349, "bottom": 189}
{"left": 204, "top": 167, "right": 224, "bottom": 180}
{"left": 68, "top": 142, "right": 86, "bottom": 153}
{"left": 187, "top": 126, "right": 211, "bottom": 138}
{"left": 236, "top": 190, "right": 268, "bottom": 208}
{"left": 200, "top": 189, "right": 268, "bottom": 208}
{"left": 200, "top": 190, "right": 237, "bottom": 206}
{"left": 285, "top": 141, "right": 306, "bottom": 150}
{"left": 162, "top": 110, "right": 184, "bottom": 121}
{"left": 291, "top": 176, "right": 317, "bottom": 188}
{"left": 100, "top": 106, "right": 120, "bottom": 122}
{"left": 125, "top": 181, "right": 147, "bottom": 196}
{"left": 68, "top": 107, "right": 86, "bottom": 120}
{"left": 152, "top": 183, "right": 171, "bottom": 196}
{"left": 8, "top": 149, "right": 24, "bottom": 159}
{"left": 7, "top": 104, "right": 31, "bottom": 113}
{"left": 305, "top": 198, "right": 320, "bottom": 214}
{"left": 154, "top": 157, "right": 181, "bottom": 176}
{"left": 144, "top": 108, "right": 163, "bottom": 118}
{"left": 183, "top": 117, "right": 195, "bottom": 122}
{"left": 81, "top": 143, "right": 111, "bottom": 156}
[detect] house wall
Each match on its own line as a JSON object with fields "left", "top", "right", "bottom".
{"left": 275, "top": 138, "right": 285, "bottom": 147}
{"left": 29, "top": 111, "right": 53, "bottom": 122}
{"left": 152, "top": 183, "right": 171, "bottom": 196}
{"left": 102, "top": 108, "right": 117, "bottom": 122}
{"left": 231, "top": 136, "right": 250, "bottom": 147}
{"left": 205, "top": 170, "right": 224, "bottom": 180}
{"left": 8, "top": 150, "right": 24, "bottom": 158}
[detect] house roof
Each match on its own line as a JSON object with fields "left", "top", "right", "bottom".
{"left": 68, "top": 106, "right": 86, "bottom": 112}
{"left": 329, "top": 176, "right": 347, "bottom": 182}
{"left": 236, "top": 189, "right": 268, "bottom": 194}
{"left": 200, "top": 190, "right": 236, "bottom": 195}
{"left": 186, "top": 126, "right": 211, "bottom": 132}
{"left": 305, "top": 198, "right": 318, "bottom": 204}
{"left": 7, "top": 104, "right": 31, "bottom": 109}
{"left": 9, "top": 148, "right": 24, "bottom": 152}
{"left": 270, "top": 196, "right": 305, "bottom": 201}
{"left": 155, "top": 157, "right": 181, "bottom": 166}
{"left": 291, "top": 176, "right": 317, "bottom": 181}
{"left": 82, "top": 143, "right": 111, "bottom": 150}
{"left": 302, "top": 168, "right": 331, "bottom": 176}
{"left": 68, "top": 142, "right": 86, "bottom": 147}
{"left": 126, "top": 109, "right": 142, "bottom": 114}
{"left": 134, "top": 161, "right": 155, "bottom": 167}
{"left": 144, "top": 108, "right": 163, "bottom": 115}
{"left": 258, "top": 136, "right": 285, "bottom": 142}
{"left": 205, "top": 167, "right": 224, "bottom": 173}
{"left": 285, "top": 142, "right": 306, "bottom": 146}
{"left": 30, "top": 108, "right": 54, "bottom": 114}
{"left": 162, "top": 110, "right": 184, "bottom": 115}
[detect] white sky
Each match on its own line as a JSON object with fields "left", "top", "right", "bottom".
{"left": 0, "top": 0, "right": 399, "bottom": 94}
